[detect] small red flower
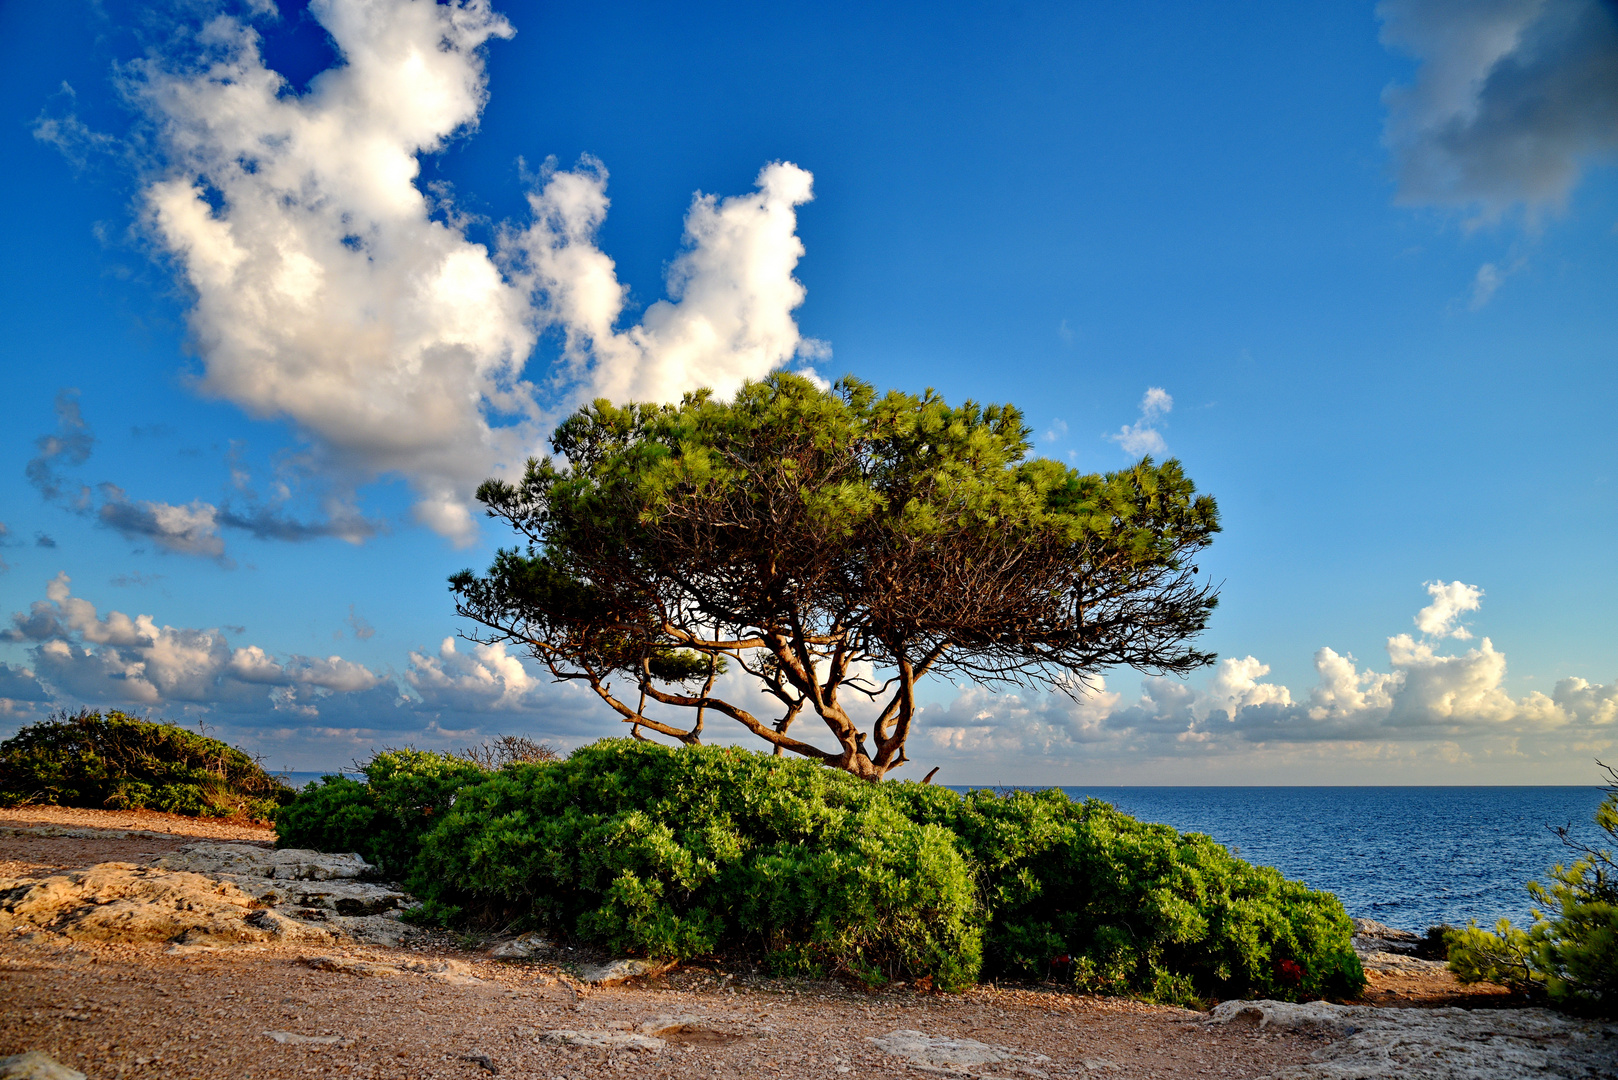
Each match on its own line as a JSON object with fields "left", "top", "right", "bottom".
{"left": 1275, "top": 959, "right": 1304, "bottom": 986}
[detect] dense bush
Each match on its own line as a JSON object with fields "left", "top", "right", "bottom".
{"left": 277, "top": 739, "right": 1362, "bottom": 1002}
{"left": 886, "top": 783, "right": 1363, "bottom": 1003}
{"left": 1447, "top": 772, "right": 1617, "bottom": 1016}
{"left": 273, "top": 747, "right": 489, "bottom": 876}
{"left": 0, "top": 710, "right": 294, "bottom": 820}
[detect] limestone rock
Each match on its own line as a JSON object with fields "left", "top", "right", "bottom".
{"left": 1355, "top": 949, "right": 1450, "bottom": 974}
{"left": 302, "top": 955, "right": 403, "bottom": 978}
{"left": 160, "top": 844, "right": 415, "bottom": 946}
{"left": 489, "top": 932, "right": 554, "bottom": 959}
{"left": 300, "top": 954, "right": 483, "bottom": 984}
{"left": 0, "top": 1051, "right": 87, "bottom": 1080}
{"left": 263, "top": 1031, "right": 346, "bottom": 1045}
{"left": 0, "top": 842, "right": 423, "bottom": 950}
{"left": 540, "top": 1029, "right": 666, "bottom": 1052}
{"left": 157, "top": 842, "right": 373, "bottom": 881}
{"left": 0, "top": 861, "right": 417, "bottom": 949}
{"left": 869, "top": 1029, "right": 1054, "bottom": 1075}
{"left": 1208, "top": 999, "right": 1618, "bottom": 1079}
{"left": 579, "top": 957, "right": 676, "bottom": 984}
{"left": 634, "top": 1016, "right": 747, "bottom": 1045}
{"left": 0, "top": 864, "right": 289, "bottom": 945}
{"left": 1349, "top": 917, "right": 1419, "bottom": 957}
{"left": 1350, "top": 918, "right": 1417, "bottom": 942}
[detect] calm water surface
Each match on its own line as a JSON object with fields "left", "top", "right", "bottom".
{"left": 1052, "top": 786, "right": 1607, "bottom": 934}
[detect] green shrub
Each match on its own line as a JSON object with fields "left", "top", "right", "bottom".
{"left": 274, "top": 747, "right": 490, "bottom": 876}
{"left": 0, "top": 710, "right": 294, "bottom": 820}
{"left": 408, "top": 741, "right": 984, "bottom": 989}
{"left": 1448, "top": 774, "right": 1618, "bottom": 1016}
{"left": 885, "top": 784, "right": 1362, "bottom": 1004}
{"left": 275, "top": 738, "right": 1363, "bottom": 1002}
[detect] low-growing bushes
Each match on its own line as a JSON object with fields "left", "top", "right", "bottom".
{"left": 0, "top": 710, "right": 294, "bottom": 820}
{"left": 272, "top": 747, "right": 489, "bottom": 876}
{"left": 1447, "top": 770, "right": 1618, "bottom": 1016}
{"left": 886, "top": 783, "right": 1362, "bottom": 1003}
{"left": 276, "top": 738, "right": 1363, "bottom": 1002}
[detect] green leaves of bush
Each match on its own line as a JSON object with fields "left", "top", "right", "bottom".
{"left": 276, "top": 738, "right": 1361, "bottom": 1002}
{"left": 1447, "top": 778, "right": 1618, "bottom": 1016}
{"left": 0, "top": 710, "right": 294, "bottom": 820}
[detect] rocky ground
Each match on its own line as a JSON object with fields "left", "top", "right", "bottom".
{"left": 2, "top": 806, "right": 1613, "bottom": 1080}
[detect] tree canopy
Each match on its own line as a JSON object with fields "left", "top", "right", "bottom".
{"left": 451, "top": 373, "right": 1221, "bottom": 781}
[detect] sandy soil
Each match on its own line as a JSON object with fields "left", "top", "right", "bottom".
{"left": 0, "top": 807, "right": 1520, "bottom": 1079}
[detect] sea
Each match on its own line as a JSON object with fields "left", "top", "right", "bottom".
{"left": 280, "top": 772, "right": 1609, "bottom": 936}
{"left": 1048, "top": 786, "right": 1610, "bottom": 935}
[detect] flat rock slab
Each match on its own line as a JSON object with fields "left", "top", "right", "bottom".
{"left": 0, "top": 863, "right": 330, "bottom": 946}
{"left": 579, "top": 957, "right": 677, "bottom": 984}
{"left": 0, "top": 1051, "right": 87, "bottom": 1080}
{"left": 157, "top": 842, "right": 372, "bottom": 881}
{"left": 1208, "top": 999, "right": 1618, "bottom": 1079}
{"left": 301, "top": 954, "right": 483, "bottom": 984}
{"left": 540, "top": 1029, "right": 666, "bottom": 1052}
{"left": 869, "top": 1029, "right": 1056, "bottom": 1077}
{"left": 0, "top": 849, "right": 419, "bottom": 949}
{"left": 263, "top": 1031, "right": 347, "bottom": 1046}
{"left": 1356, "top": 951, "right": 1450, "bottom": 974}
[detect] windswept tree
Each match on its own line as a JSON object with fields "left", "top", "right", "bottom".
{"left": 451, "top": 374, "right": 1220, "bottom": 781}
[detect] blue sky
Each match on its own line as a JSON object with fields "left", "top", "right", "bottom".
{"left": 1, "top": 0, "right": 1614, "bottom": 782}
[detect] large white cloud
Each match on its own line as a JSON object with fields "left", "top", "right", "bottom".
{"left": 508, "top": 158, "right": 824, "bottom": 407}
{"left": 124, "top": 0, "right": 821, "bottom": 543}
{"left": 1379, "top": 0, "right": 1618, "bottom": 215}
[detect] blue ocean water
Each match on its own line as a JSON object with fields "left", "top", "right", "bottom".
{"left": 1052, "top": 786, "right": 1609, "bottom": 934}
{"left": 278, "top": 771, "right": 1609, "bottom": 936}
{"left": 283, "top": 772, "right": 359, "bottom": 787}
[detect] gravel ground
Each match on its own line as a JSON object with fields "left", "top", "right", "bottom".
{"left": 1, "top": 936, "right": 1327, "bottom": 1079}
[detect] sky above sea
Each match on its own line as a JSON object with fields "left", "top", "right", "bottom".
{"left": 0, "top": 0, "right": 1614, "bottom": 782}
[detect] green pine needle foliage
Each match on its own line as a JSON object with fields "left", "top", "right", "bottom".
{"left": 0, "top": 710, "right": 295, "bottom": 821}
{"left": 276, "top": 739, "right": 1362, "bottom": 1003}
{"left": 1447, "top": 774, "right": 1618, "bottom": 1016}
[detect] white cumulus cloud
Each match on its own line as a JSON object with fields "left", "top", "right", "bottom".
{"left": 1109, "top": 386, "right": 1173, "bottom": 457}
{"left": 2, "top": 573, "right": 381, "bottom": 710}
{"left": 509, "top": 158, "right": 822, "bottom": 407}
{"left": 1414, "top": 579, "right": 1484, "bottom": 639}
{"left": 913, "top": 580, "right": 1614, "bottom": 780}
{"left": 406, "top": 636, "right": 544, "bottom": 712}
{"left": 120, "top": 0, "right": 822, "bottom": 544}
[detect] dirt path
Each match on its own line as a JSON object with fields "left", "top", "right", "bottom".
{"left": 0, "top": 807, "right": 1534, "bottom": 1080}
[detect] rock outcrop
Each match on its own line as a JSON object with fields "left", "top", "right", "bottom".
{"left": 535, "top": 1015, "right": 747, "bottom": 1054}
{"left": 488, "top": 931, "right": 555, "bottom": 959}
{"left": 579, "top": 957, "right": 678, "bottom": 984}
{"left": 1208, "top": 999, "right": 1618, "bottom": 1079}
{"left": 155, "top": 843, "right": 372, "bottom": 881}
{"left": 0, "top": 1051, "right": 87, "bottom": 1080}
{"left": 0, "top": 843, "right": 420, "bottom": 948}
{"left": 1349, "top": 917, "right": 1451, "bottom": 974}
